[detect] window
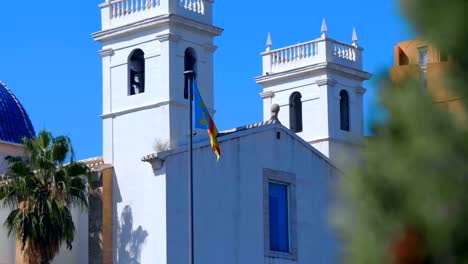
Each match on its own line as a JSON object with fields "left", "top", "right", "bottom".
{"left": 263, "top": 169, "right": 297, "bottom": 259}
{"left": 289, "top": 92, "right": 302, "bottom": 133}
{"left": 340, "top": 90, "right": 350, "bottom": 131}
{"left": 419, "top": 47, "right": 428, "bottom": 69}
{"left": 128, "top": 49, "right": 145, "bottom": 95}
{"left": 269, "top": 182, "right": 289, "bottom": 252}
{"left": 418, "top": 47, "right": 428, "bottom": 89}
{"left": 184, "top": 48, "right": 197, "bottom": 99}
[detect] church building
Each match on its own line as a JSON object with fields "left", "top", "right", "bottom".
{"left": 0, "top": 0, "right": 370, "bottom": 263}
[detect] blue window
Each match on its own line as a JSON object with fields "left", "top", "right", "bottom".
{"left": 269, "top": 182, "right": 289, "bottom": 253}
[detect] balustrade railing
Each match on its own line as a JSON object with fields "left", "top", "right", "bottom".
{"left": 110, "top": 0, "right": 160, "bottom": 19}
{"left": 271, "top": 40, "right": 320, "bottom": 67}
{"left": 266, "top": 38, "right": 360, "bottom": 73}
{"left": 332, "top": 42, "right": 356, "bottom": 62}
{"left": 179, "top": 0, "right": 204, "bottom": 14}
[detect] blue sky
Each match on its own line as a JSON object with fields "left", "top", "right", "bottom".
{"left": 0, "top": 1, "right": 413, "bottom": 160}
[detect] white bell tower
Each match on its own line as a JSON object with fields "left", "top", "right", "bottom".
{"left": 94, "top": 0, "right": 223, "bottom": 160}
{"left": 255, "top": 20, "right": 371, "bottom": 166}
{"left": 92, "top": 1, "right": 222, "bottom": 262}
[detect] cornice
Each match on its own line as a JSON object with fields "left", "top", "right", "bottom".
{"left": 101, "top": 100, "right": 214, "bottom": 119}
{"left": 156, "top": 33, "right": 182, "bottom": 42}
{"left": 355, "top": 87, "right": 367, "bottom": 94}
{"left": 92, "top": 14, "right": 223, "bottom": 42}
{"left": 202, "top": 44, "right": 218, "bottom": 53}
{"left": 259, "top": 90, "right": 275, "bottom": 99}
{"left": 255, "top": 62, "right": 372, "bottom": 85}
{"left": 98, "top": 48, "right": 115, "bottom": 57}
{"left": 316, "top": 78, "right": 337, "bottom": 87}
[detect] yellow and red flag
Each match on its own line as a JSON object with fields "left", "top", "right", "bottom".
{"left": 193, "top": 81, "right": 221, "bottom": 161}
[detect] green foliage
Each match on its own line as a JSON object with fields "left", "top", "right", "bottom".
{"left": 0, "top": 130, "right": 91, "bottom": 264}
{"left": 335, "top": 0, "right": 468, "bottom": 263}
{"left": 335, "top": 80, "right": 468, "bottom": 263}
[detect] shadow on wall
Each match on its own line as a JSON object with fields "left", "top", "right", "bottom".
{"left": 116, "top": 205, "right": 149, "bottom": 264}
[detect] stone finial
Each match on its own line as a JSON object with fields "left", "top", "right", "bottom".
{"left": 352, "top": 27, "right": 358, "bottom": 47}
{"left": 270, "top": 103, "right": 281, "bottom": 124}
{"left": 266, "top": 32, "right": 272, "bottom": 52}
{"left": 321, "top": 18, "right": 328, "bottom": 38}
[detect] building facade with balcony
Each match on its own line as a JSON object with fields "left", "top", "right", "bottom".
{"left": 390, "top": 39, "right": 464, "bottom": 117}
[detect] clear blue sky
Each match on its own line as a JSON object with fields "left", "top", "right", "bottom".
{"left": 0, "top": 1, "right": 413, "bottom": 160}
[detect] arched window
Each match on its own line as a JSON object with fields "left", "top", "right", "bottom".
{"left": 128, "top": 49, "right": 145, "bottom": 95}
{"left": 184, "top": 48, "right": 197, "bottom": 99}
{"left": 340, "top": 90, "right": 350, "bottom": 131}
{"left": 289, "top": 92, "right": 302, "bottom": 133}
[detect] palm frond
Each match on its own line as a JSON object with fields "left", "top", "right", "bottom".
{"left": 1, "top": 129, "right": 90, "bottom": 263}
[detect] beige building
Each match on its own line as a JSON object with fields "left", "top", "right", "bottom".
{"left": 390, "top": 39, "right": 464, "bottom": 118}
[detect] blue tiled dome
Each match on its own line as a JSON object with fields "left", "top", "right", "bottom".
{"left": 0, "top": 82, "right": 35, "bottom": 144}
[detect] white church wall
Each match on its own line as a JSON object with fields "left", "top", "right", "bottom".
{"left": 0, "top": 207, "right": 15, "bottom": 264}
{"left": 109, "top": 108, "right": 168, "bottom": 264}
{"left": 51, "top": 208, "right": 89, "bottom": 264}
{"left": 162, "top": 125, "right": 339, "bottom": 264}
{"left": 0, "top": 142, "right": 24, "bottom": 264}
{"left": 261, "top": 73, "right": 330, "bottom": 143}
{"left": 326, "top": 73, "right": 365, "bottom": 144}
{"left": 103, "top": 30, "right": 167, "bottom": 114}
{"left": 260, "top": 74, "right": 333, "bottom": 160}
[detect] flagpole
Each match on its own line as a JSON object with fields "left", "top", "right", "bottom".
{"left": 185, "top": 70, "right": 195, "bottom": 264}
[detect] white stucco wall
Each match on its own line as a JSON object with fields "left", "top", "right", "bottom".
{"left": 0, "top": 142, "right": 24, "bottom": 264}
{"left": 0, "top": 208, "right": 15, "bottom": 264}
{"left": 155, "top": 125, "right": 340, "bottom": 264}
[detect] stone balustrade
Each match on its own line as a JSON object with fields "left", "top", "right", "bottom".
{"left": 110, "top": 0, "right": 160, "bottom": 19}
{"left": 271, "top": 40, "right": 320, "bottom": 68}
{"left": 97, "top": 0, "right": 211, "bottom": 31}
{"left": 262, "top": 38, "right": 363, "bottom": 74}
{"left": 179, "top": 0, "right": 204, "bottom": 14}
{"left": 332, "top": 42, "right": 356, "bottom": 62}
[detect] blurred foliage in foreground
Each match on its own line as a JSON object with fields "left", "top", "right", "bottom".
{"left": 334, "top": 0, "right": 468, "bottom": 263}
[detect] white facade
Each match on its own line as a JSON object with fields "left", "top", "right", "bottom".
{"left": 92, "top": 1, "right": 222, "bottom": 263}
{"left": 255, "top": 26, "right": 371, "bottom": 166}
{"left": 147, "top": 124, "right": 341, "bottom": 264}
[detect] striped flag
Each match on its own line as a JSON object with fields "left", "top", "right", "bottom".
{"left": 193, "top": 80, "right": 221, "bottom": 161}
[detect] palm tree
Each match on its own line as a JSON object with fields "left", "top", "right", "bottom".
{"left": 0, "top": 130, "right": 91, "bottom": 264}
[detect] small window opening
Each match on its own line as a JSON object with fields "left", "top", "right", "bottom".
{"left": 419, "top": 47, "right": 428, "bottom": 69}
{"left": 184, "top": 48, "right": 197, "bottom": 99}
{"left": 289, "top": 92, "right": 302, "bottom": 133}
{"left": 128, "top": 49, "right": 145, "bottom": 95}
{"left": 340, "top": 90, "right": 350, "bottom": 131}
{"left": 418, "top": 47, "right": 428, "bottom": 90}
